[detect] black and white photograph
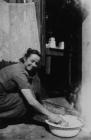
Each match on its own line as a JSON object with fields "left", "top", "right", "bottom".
{"left": 0, "top": 0, "right": 90, "bottom": 139}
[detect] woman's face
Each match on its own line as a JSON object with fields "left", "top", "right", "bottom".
{"left": 24, "top": 54, "right": 40, "bottom": 72}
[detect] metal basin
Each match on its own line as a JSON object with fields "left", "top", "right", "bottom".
{"left": 45, "top": 114, "right": 84, "bottom": 138}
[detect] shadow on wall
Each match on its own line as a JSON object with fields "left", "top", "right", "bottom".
{"left": 0, "top": 60, "right": 16, "bottom": 69}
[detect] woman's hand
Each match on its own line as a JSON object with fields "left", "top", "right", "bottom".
{"left": 47, "top": 112, "right": 64, "bottom": 124}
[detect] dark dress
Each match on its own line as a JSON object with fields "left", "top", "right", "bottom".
{"left": 0, "top": 62, "right": 41, "bottom": 119}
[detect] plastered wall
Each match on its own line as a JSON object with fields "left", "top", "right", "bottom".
{"left": 0, "top": 2, "right": 40, "bottom": 61}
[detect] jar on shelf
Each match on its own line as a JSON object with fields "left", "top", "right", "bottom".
{"left": 59, "top": 41, "right": 65, "bottom": 50}
{"left": 48, "top": 37, "right": 56, "bottom": 48}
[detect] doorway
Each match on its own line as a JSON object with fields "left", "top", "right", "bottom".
{"left": 44, "top": 0, "right": 83, "bottom": 97}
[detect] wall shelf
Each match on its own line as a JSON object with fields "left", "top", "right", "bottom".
{"left": 45, "top": 48, "right": 65, "bottom": 75}
{"left": 46, "top": 48, "right": 64, "bottom": 56}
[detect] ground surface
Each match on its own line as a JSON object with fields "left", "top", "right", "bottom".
{"left": 0, "top": 97, "right": 91, "bottom": 140}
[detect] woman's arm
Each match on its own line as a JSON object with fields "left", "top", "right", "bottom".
{"left": 21, "top": 89, "right": 53, "bottom": 116}
{"left": 21, "top": 89, "right": 64, "bottom": 123}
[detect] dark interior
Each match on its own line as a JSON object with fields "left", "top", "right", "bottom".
{"left": 41, "top": 0, "right": 83, "bottom": 101}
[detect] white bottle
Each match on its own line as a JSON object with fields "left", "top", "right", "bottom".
{"left": 49, "top": 37, "right": 56, "bottom": 48}
{"left": 59, "top": 41, "right": 64, "bottom": 50}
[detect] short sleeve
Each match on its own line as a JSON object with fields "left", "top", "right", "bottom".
{"left": 13, "top": 71, "right": 31, "bottom": 89}
{"left": 10, "top": 63, "right": 33, "bottom": 90}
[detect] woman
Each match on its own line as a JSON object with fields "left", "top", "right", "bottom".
{"left": 0, "top": 48, "right": 62, "bottom": 125}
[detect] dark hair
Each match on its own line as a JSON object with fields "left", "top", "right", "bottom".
{"left": 19, "top": 48, "right": 41, "bottom": 63}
